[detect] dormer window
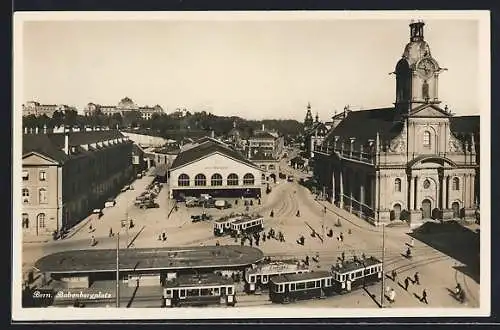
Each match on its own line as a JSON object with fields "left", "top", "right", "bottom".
{"left": 423, "top": 131, "right": 431, "bottom": 148}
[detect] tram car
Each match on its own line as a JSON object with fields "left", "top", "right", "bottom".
{"left": 213, "top": 214, "right": 244, "bottom": 236}
{"left": 230, "top": 215, "right": 264, "bottom": 237}
{"left": 244, "top": 260, "right": 310, "bottom": 293}
{"left": 330, "top": 256, "right": 382, "bottom": 293}
{"left": 162, "top": 273, "right": 236, "bottom": 308}
{"left": 268, "top": 271, "right": 334, "bottom": 304}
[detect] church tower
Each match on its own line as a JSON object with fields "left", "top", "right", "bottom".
{"left": 304, "top": 102, "right": 314, "bottom": 129}
{"left": 394, "top": 20, "right": 445, "bottom": 114}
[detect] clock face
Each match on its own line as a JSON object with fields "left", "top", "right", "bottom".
{"left": 417, "top": 58, "right": 437, "bottom": 79}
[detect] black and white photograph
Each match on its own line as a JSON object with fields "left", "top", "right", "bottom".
{"left": 12, "top": 10, "right": 490, "bottom": 320}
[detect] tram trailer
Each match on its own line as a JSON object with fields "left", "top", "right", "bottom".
{"left": 244, "top": 260, "right": 310, "bottom": 293}
{"left": 269, "top": 271, "right": 334, "bottom": 304}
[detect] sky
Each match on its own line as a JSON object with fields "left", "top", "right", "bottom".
{"left": 20, "top": 13, "right": 483, "bottom": 121}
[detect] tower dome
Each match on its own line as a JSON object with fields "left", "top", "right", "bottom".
{"left": 401, "top": 20, "right": 432, "bottom": 67}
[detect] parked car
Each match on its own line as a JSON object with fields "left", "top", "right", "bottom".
{"left": 191, "top": 213, "right": 212, "bottom": 222}
{"left": 215, "top": 200, "right": 232, "bottom": 209}
{"left": 186, "top": 198, "right": 199, "bottom": 208}
{"left": 139, "top": 200, "right": 159, "bottom": 209}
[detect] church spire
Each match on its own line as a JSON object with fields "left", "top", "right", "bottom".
{"left": 304, "top": 102, "right": 314, "bottom": 129}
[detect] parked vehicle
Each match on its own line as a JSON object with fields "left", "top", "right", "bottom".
{"left": 191, "top": 213, "right": 213, "bottom": 222}
{"left": 186, "top": 198, "right": 199, "bottom": 208}
{"left": 104, "top": 199, "right": 116, "bottom": 208}
{"left": 139, "top": 200, "right": 160, "bottom": 209}
{"left": 214, "top": 200, "right": 232, "bottom": 209}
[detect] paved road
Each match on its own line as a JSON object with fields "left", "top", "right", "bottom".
{"left": 21, "top": 151, "right": 480, "bottom": 309}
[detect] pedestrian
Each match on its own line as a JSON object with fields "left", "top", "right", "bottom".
{"left": 389, "top": 288, "right": 396, "bottom": 303}
{"left": 305, "top": 255, "right": 309, "bottom": 265}
{"left": 216, "top": 240, "right": 220, "bottom": 246}
{"left": 341, "top": 251, "right": 345, "bottom": 262}
{"left": 413, "top": 272, "right": 420, "bottom": 285}
{"left": 404, "top": 277, "right": 410, "bottom": 290}
{"left": 91, "top": 235, "right": 96, "bottom": 246}
{"left": 262, "top": 233, "right": 266, "bottom": 242}
{"left": 409, "top": 238, "right": 415, "bottom": 247}
{"left": 109, "top": 227, "right": 113, "bottom": 237}
{"left": 420, "top": 289, "right": 428, "bottom": 304}
{"left": 391, "top": 269, "right": 397, "bottom": 281}
{"left": 339, "top": 233, "right": 344, "bottom": 242}
{"left": 324, "top": 206, "right": 327, "bottom": 214}
{"left": 385, "top": 285, "right": 391, "bottom": 295}
{"left": 89, "top": 224, "right": 93, "bottom": 232}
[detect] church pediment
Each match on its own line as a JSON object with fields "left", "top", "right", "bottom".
{"left": 409, "top": 104, "right": 450, "bottom": 118}
{"left": 22, "top": 152, "right": 59, "bottom": 166}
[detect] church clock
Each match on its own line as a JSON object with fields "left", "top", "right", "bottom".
{"left": 416, "top": 58, "right": 437, "bottom": 80}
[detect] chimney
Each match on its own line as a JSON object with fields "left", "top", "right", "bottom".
{"left": 64, "top": 132, "right": 69, "bottom": 154}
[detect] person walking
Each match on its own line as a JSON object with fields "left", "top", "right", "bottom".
{"left": 388, "top": 288, "right": 396, "bottom": 303}
{"left": 339, "top": 232, "right": 344, "bottom": 242}
{"left": 391, "top": 269, "right": 397, "bottom": 282}
{"left": 404, "top": 277, "right": 410, "bottom": 290}
{"left": 409, "top": 238, "right": 415, "bottom": 247}
{"left": 413, "top": 272, "right": 420, "bottom": 285}
{"left": 109, "top": 227, "right": 113, "bottom": 238}
{"left": 420, "top": 289, "right": 428, "bottom": 304}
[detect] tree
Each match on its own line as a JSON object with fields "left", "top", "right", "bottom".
{"left": 50, "top": 110, "right": 65, "bottom": 128}
{"left": 64, "top": 109, "right": 78, "bottom": 128}
{"left": 123, "top": 110, "right": 142, "bottom": 128}
{"left": 109, "top": 113, "right": 124, "bottom": 129}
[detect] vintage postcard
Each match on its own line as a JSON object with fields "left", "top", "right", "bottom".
{"left": 12, "top": 10, "right": 490, "bottom": 321}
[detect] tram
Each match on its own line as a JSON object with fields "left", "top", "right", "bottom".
{"left": 268, "top": 271, "right": 334, "bottom": 303}
{"left": 162, "top": 273, "right": 236, "bottom": 307}
{"left": 244, "top": 260, "right": 310, "bottom": 293}
{"left": 213, "top": 214, "right": 245, "bottom": 236}
{"left": 230, "top": 215, "right": 264, "bottom": 237}
{"left": 330, "top": 256, "right": 382, "bottom": 293}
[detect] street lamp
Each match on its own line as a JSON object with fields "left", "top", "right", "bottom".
{"left": 380, "top": 224, "right": 386, "bottom": 308}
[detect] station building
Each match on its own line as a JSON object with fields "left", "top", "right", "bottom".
{"left": 313, "top": 20, "right": 480, "bottom": 225}
{"left": 168, "top": 137, "right": 264, "bottom": 200}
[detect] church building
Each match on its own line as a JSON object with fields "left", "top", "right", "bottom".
{"left": 313, "top": 20, "right": 480, "bottom": 225}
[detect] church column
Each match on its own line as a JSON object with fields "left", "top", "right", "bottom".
{"left": 375, "top": 173, "right": 380, "bottom": 220}
{"left": 445, "top": 176, "right": 450, "bottom": 209}
{"left": 339, "top": 170, "right": 344, "bottom": 208}
{"left": 359, "top": 177, "right": 365, "bottom": 217}
{"left": 440, "top": 174, "right": 446, "bottom": 210}
{"left": 469, "top": 173, "right": 474, "bottom": 208}
{"left": 413, "top": 176, "right": 418, "bottom": 210}
{"left": 407, "top": 174, "right": 412, "bottom": 211}
{"left": 462, "top": 174, "right": 468, "bottom": 209}
{"left": 331, "top": 169, "right": 336, "bottom": 204}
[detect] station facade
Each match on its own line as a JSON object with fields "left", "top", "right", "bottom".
{"left": 168, "top": 138, "right": 264, "bottom": 200}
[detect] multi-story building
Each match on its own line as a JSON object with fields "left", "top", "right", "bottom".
{"left": 22, "top": 129, "right": 134, "bottom": 238}
{"left": 247, "top": 125, "right": 285, "bottom": 159}
{"left": 303, "top": 111, "right": 330, "bottom": 159}
{"left": 313, "top": 20, "right": 480, "bottom": 225}
{"left": 248, "top": 149, "right": 280, "bottom": 183}
{"left": 84, "top": 97, "right": 164, "bottom": 119}
{"left": 22, "top": 101, "right": 75, "bottom": 117}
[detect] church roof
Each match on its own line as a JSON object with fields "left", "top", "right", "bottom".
{"left": 449, "top": 116, "right": 479, "bottom": 134}
{"left": 324, "top": 107, "right": 402, "bottom": 146}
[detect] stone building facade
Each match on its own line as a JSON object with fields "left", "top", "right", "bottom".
{"left": 313, "top": 20, "right": 479, "bottom": 225}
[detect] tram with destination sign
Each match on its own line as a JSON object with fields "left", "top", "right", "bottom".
{"left": 268, "top": 256, "right": 383, "bottom": 304}
{"left": 213, "top": 214, "right": 245, "bottom": 237}
{"left": 162, "top": 273, "right": 236, "bottom": 308}
{"left": 230, "top": 215, "right": 264, "bottom": 237}
{"left": 244, "top": 260, "right": 310, "bottom": 293}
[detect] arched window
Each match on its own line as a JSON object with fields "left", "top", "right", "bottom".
{"left": 227, "top": 173, "right": 239, "bottom": 186}
{"left": 243, "top": 173, "right": 255, "bottom": 185}
{"left": 22, "top": 213, "right": 29, "bottom": 229}
{"left": 452, "top": 177, "right": 460, "bottom": 190}
{"left": 394, "top": 178, "right": 402, "bottom": 192}
{"left": 39, "top": 188, "right": 48, "bottom": 204}
{"left": 178, "top": 174, "right": 190, "bottom": 187}
{"left": 194, "top": 174, "right": 207, "bottom": 186}
{"left": 423, "top": 131, "right": 431, "bottom": 147}
{"left": 211, "top": 173, "right": 222, "bottom": 186}
{"left": 37, "top": 213, "right": 46, "bottom": 228}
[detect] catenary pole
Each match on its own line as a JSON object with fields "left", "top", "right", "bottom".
{"left": 116, "top": 233, "right": 120, "bottom": 308}
{"left": 380, "top": 224, "right": 385, "bottom": 308}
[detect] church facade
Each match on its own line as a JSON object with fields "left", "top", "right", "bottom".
{"left": 313, "top": 20, "right": 479, "bottom": 225}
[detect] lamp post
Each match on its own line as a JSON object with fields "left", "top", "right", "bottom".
{"left": 116, "top": 233, "right": 120, "bottom": 308}
{"left": 380, "top": 224, "right": 385, "bottom": 308}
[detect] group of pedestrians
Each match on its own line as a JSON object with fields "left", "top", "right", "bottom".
{"left": 388, "top": 269, "right": 427, "bottom": 304}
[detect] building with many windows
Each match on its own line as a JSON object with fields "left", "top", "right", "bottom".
{"left": 22, "top": 101, "right": 75, "bottom": 117}
{"left": 22, "top": 129, "right": 134, "bottom": 238}
{"left": 168, "top": 138, "right": 264, "bottom": 200}
{"left": 84, "top": 97, "right": 164, "bottom": 120}
{"left": 247, "top": 125, "right": 285, "bottom": 159}
{"left": 312, "top": 20, "right": 479, "bottom": 225}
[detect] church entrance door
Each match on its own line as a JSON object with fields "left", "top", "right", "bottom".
{"left": 422, "top": 199, "right": 432, "bottom": 219}
{"left": 452, "top": 202, "right": 460, "bottom": 218}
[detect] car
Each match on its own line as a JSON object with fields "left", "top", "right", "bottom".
{"left": 215, "top": 200, "right": 232, "bottom": 209}
{"left": 186, "top": 199, "right": 199, "bottom": 208}
{"left": 139, "top": 200, "right": 159, "bottom": 209}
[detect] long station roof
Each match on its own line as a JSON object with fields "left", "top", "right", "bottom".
{"left": 35, "top": 245, "right": 264, "bottom": 274}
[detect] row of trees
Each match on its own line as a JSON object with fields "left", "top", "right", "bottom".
{"left": 22, "top": 110, "right": 304, "bottom": 139}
